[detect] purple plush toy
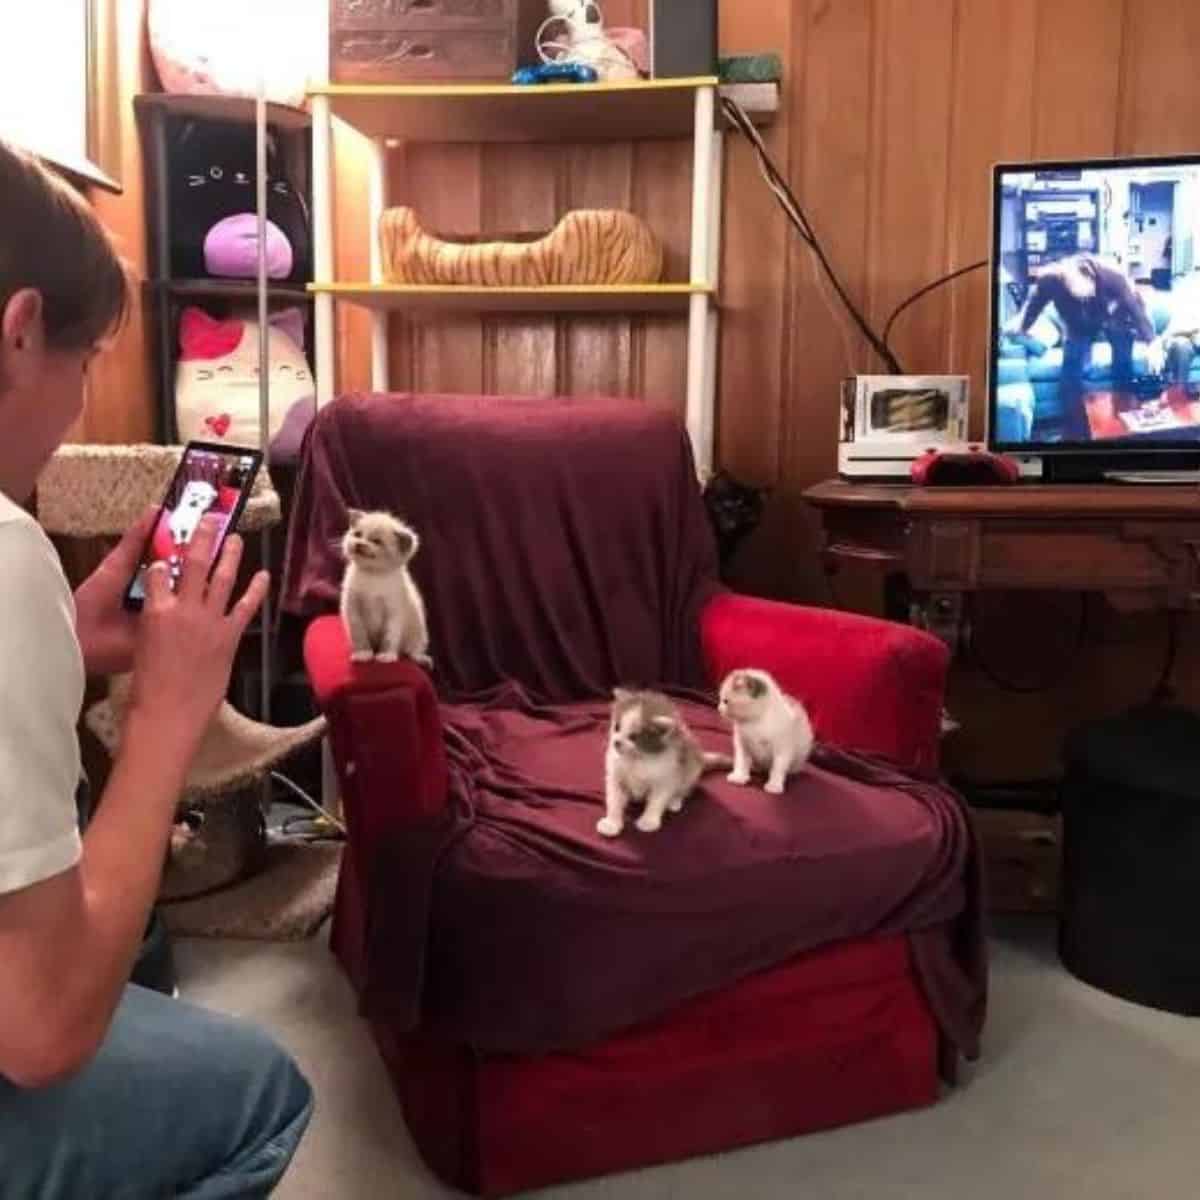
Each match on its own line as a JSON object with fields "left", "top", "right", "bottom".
{"left": 204, "top": 213, "right": 294, "bottom": 280}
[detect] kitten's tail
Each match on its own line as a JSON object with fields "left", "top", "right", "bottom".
{"left": 702, "top": 752, "right": 734, "bottom": 772}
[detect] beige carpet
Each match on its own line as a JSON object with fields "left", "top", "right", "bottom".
{"left": 162, "top": 841, "right": 341, "bottom": 941}
{"left": 175, "top": 916, "right": 1200, "bottom": 1199}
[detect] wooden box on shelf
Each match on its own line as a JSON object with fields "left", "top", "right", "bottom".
{"left": 330, "top": 0, "right": 544, "bottom": 84}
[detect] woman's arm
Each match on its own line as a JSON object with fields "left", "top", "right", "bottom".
{"left": 0, "top": 522, "right": 267, "bottom": 1087}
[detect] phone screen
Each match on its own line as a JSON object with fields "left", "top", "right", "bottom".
{"left": 124, "top": 442, "right": 263, "bottom": 611}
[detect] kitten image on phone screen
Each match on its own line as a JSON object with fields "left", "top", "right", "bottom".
{"left": 123, "top": 443, "right": 262, "bottom": 610}
{"left": 167, "top": 480, "right": 219, "bottom": 547}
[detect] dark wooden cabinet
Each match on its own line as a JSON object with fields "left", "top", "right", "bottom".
{"left": 806, "top": 481, "right": 1200, "bottom": 636}
{"left": 805, "top": 479, "right": 1200, "bottom": 913}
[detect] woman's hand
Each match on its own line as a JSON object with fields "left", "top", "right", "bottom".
{"left": 73, "top": 508, "right": 156, "bottom": 677}
{"left": 126, "top": 517, "right": 269, "bottom": 761}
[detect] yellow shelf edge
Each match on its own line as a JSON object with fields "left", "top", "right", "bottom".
{"left": 307, "top": 283, "right": 715, "bottom": 295}
{"left": 309, "top": 77, "right": 719, "bottom": 100}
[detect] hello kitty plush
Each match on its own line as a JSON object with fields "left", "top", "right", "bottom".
{"left": 175, "top": 306, "right": 315, "bottom": 462}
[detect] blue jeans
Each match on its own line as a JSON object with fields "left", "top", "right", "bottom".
{"left": 1060, "top": 331, "right": 1135, "bottom": 440}
{"left": 0, "top": 985, "right": 312, "bottom": 1198}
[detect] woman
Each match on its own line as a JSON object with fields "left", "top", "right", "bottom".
{"left": 0, "top": 142, "right": 312, "bottom": 1196}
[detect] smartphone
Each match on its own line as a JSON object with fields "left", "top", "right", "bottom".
{"left": 123, "top": 441, "right": 264, "bottom": 611}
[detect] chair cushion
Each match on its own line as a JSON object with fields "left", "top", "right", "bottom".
{"left": 418, "top": 687, "right": 978, "bottom": 1058}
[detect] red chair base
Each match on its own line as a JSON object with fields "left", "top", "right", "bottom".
{"left": 367, "top": 934, "right": 939, "bottom": 1196}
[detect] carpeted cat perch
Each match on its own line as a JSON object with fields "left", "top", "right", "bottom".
{"left": 38, "top": 444, "right": 328, "bottom": 909}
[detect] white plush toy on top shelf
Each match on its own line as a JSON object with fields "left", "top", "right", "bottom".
{"left": 537, "top": 0, "right": 642, "bottom": 82}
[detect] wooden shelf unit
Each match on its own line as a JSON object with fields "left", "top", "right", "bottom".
{"left": 307, "top": 282, "right": 714, "bottom": 315}
{"left": 308, "top": 75, "right": 724, "bottom": 476}
{"left": 308, "top": 77, "right": 718, "bottom": 142}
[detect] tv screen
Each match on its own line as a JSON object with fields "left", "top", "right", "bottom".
{"left": 990, "top": 156, "right": 1200, "bottom": 453}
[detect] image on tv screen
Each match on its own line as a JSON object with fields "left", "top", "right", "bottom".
{"left": 993, "top": 160, "right": 1200, "bottom": 447}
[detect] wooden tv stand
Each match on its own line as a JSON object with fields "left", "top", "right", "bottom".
{"left": 804, "top": 481, "right": 1200, "bottom": 645}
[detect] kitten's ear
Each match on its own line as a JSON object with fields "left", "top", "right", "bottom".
{"left": 746, "top": 674, "right": 768, "bottom": 699}
{"left": 393, "top": 527, "right": 416, "bottom": 558}
{"left": 612, "top": 687, "right": 633, "bottom": 704}
{"left": 346, "top": 507, "right": 364, "bottom": 527}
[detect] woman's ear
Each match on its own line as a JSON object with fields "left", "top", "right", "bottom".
{"left": 1, "top": 288, "right": 44, "bottom": 353}
{"left": 0, "top": 289, "right": 45, "bottom": 394}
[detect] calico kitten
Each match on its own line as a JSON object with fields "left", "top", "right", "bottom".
{"left": 599, "top": 689, "right": 732, "bottom": 837}
{"left": 340, "top": 509, "right": 432, "bottom": 668}
{"left": 718, "top": 669, "right": 814, "bottom": 794}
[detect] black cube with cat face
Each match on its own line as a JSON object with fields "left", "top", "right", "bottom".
{"left": 167, "top": 119, "right": 311, "bottom": 284}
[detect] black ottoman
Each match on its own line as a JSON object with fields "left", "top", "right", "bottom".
{"left": 1059, "top": 704, "right": 1200, "bottom": 1014}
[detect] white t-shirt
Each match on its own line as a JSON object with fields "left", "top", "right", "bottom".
{"left": 0, "top": 490, "right": 83, "bottom": 894}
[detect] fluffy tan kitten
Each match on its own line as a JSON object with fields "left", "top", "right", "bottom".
{"left": 599, "top": 689, "right": 731, "bottom": 837}
{"left": 340, "top": 509, "right": 431, "bottom": 668}
{"left": 718, "top": 669, "right": 813, "bottom": 794}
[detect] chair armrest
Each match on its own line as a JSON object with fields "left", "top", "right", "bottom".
{"left": 700, "top": 593, "right": 949, "bottom": 775}
{"left": 305, "top": 615, "right": 450, "bottom": 1020}
{"left": 305, "top": 615, "right": 448, "bottom": 833}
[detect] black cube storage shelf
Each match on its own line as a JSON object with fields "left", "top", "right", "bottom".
{"left": 133, "top": 94, "right": 314, "bottom": 444}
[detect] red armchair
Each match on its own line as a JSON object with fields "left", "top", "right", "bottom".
{"left": 288, "top": 393, "right": 979, "bottom": 1197}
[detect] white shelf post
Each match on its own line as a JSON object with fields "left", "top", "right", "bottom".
{"left": 686, "top": 84, "right": 718, "bottom": 479}
{"left": 313, "top": 93, "right": 335, "bottom": 409}
{"left": 312, "top": 9, "right": 340, "bottom": 813}
{"left": 702, "top": 127, "right": 724, "bottom": 483}
{"left": 367, "top": 137, "right": 391, "bottom": 390}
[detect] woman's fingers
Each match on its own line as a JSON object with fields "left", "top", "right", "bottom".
{"left": 177, "top": 518, "right": 220, "bottom": 603}
{"left": 142, "top": 561, "right": 172, "bottom": 610}
{"left": 228, "top": 571, "right": 270, "bottom": 637}
{"left": 206, "top": 534, "right": 244, "bottom": 614}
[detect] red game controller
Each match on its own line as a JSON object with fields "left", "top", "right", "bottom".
{"left": 910, "top": 444, "right": 1021, "bottom": 486}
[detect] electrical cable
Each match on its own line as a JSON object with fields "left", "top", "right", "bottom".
{"left": 720, "top": 96, "right": 903, "bottom": 373}
{"left": 270, "top": 770, "right": 346, "bottom": 836}
{"left": 881, "top": 259, "right": 989, "bottom": 363}
{"left": 722, "top": 97, "right": 994, "bottom": 379}
{"left": 966, "top": 592, "right": 1089, "bottom": 694}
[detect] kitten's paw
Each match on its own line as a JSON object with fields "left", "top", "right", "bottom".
{"left": 726, "top": 770, "right": 751, "bottom": 786}
{"left": 764, "top": 778, "right": 786, "bottom": 796}
{"left": 635, "top": 813, "right": 663, "bottom": 833}
{"left": 350, "top": 651, "right": 374, "bottom": 664}
{"left": 376, "top": 651, "right": 400, "bottom": 664}
{"left": 415, "top": 654, "right": 434, "bottom": 670}
{"left": 667, "top": 797, "right": 683, "bottom": 813}
{"left": 596, "top": 816, "right": 623, "bottom": 838}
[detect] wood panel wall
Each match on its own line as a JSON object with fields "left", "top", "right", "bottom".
{"left": 80, "top": 1, "right": 1200, "bottom": 781}
{"left": 78, "top": 0, "right": 156, "bottom": 445}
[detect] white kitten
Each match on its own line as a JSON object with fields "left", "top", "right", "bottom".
{"left": 598, "top": 689, "right": 731, "bottom": 837}
{"left": 718, "top": 669, "right": 813, "bottom": 795}
{"left": 339, "top": 509, "right": 432, "bottom": 668}
{"left": 168, "top": 480, "right": 218, "bottom": 545}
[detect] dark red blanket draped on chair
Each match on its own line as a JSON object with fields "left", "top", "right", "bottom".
{"left": 284, "top": 393, "right": 985, "bottom": 1196}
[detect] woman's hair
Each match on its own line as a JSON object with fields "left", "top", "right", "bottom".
{"left": 0, "top": 140, "right": 130, "bottom": 352}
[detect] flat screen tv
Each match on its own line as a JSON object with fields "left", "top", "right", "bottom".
{"left": 990, "top": 155, "right": 1200, "bottom": 476}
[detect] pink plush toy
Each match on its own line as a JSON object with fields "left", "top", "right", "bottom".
{"left": 175, "top": 306, "right": 315, "bottom": 462}
{"left": 148, "top": 0, "right": 312, "bottom": 108}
